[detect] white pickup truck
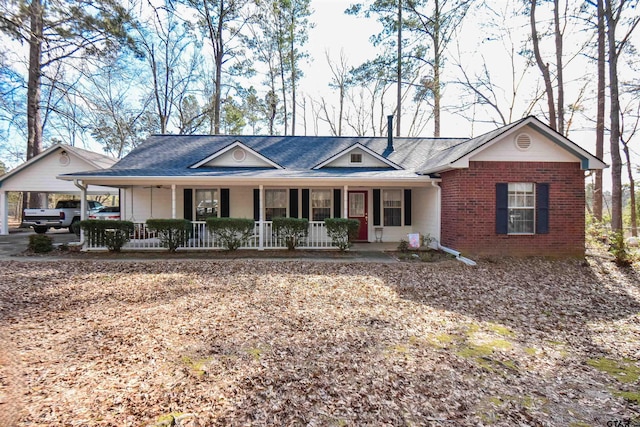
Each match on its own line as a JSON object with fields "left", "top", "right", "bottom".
{"left": 23, "top": 200, "right": 104, "bottom": 234}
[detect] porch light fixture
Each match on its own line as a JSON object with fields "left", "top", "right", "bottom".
{"left": 375, "top": 227, "right": 383, "bottom": 243}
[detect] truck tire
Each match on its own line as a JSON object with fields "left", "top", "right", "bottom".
{"left": 70, "top": 219, "right": 81, "bottom": 236}
{"left": 33, "top": 226, "right": 48, "bottom": 234}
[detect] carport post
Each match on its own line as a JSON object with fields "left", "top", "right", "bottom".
{"left": 0, "top": 190, "right": 8, "bottom": 235}
{"left": 74, "top": 180, "right": 87, "bottom": 243}
{"left": 258, "top": 184, "right": 264, "bottom": 250}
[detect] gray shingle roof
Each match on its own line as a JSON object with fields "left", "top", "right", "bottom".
{"left": 61, "top": 116, "right": 604, "bottom": 181}
{"left": 67, "top": 134, "right": 466, "bottom": 179}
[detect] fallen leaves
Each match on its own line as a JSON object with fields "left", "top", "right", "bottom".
{"left": 0, "top": 256, "right": 638, "bottom": 426}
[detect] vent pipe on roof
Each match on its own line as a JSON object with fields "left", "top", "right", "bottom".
{"left": 387, "top": 115, "right": 394, "bottom": 152}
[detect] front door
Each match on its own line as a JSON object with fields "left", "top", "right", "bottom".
{"left": 348, "top": 191, "right": 368, "bottom": 241}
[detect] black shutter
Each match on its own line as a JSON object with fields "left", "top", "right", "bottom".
{"left": 496, "top": 183, "right": 508, "bottom": 234}
{"left": 536, "top": 183, "right": 549, "bottom": 234}
{"left": 301, "top": 189, "right": 310, "bottom": 219}
{"left": 289, "top": 189, "right": 299, "bottom": 218}
{"left": 253, "top": 189, "right": 260, "bottom": 221}
{"left": 221, "top": 188, "right": 230, "bottom": 217}
{"left": 404, "top": 189, "right": 412, "bottom": 226}
{"left": 373, "top": 189, "right": 381, "bottom": 226}
{"left": 333, "top": 189, "right": 341, "bottom": 218}
{"left": 183, "top": 189, "right": 193, "bottom": 220}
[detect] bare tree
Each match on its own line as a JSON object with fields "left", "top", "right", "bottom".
{"left": 604, "top": 0, "right": 640, "bottom": 233}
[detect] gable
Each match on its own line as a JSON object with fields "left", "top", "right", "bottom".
{"left": 467, "top": 127, "right": 580, "bottom": 164}
{"left": 313, "top": 143, "right": 401, "bottom": 170}
{"left": 190, "top": 141, "right": 282, "bottom": 169}
{"left": 0, "top": 145, "right": 112, "bottom": 192}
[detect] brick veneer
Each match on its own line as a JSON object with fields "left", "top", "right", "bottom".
{"left": 440, "top": 161, "right": 585, "bottom": 257}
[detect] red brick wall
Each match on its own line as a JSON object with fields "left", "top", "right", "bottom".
{"left": 440, "top": 161, "right": 585, "bottom": 257}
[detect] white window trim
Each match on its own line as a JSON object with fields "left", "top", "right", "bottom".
{"left": 264, "top": 188, "right": 288, "bottom": 220}
{"left": 194, "top": 188, "right": 220, "bottom": 221}
{"left": 507, "top": 183, "right": 536, "bottom": 235}
{"left": 311, "top": 189, "right": 333, "bottom": 221}
{"left": 381, "top": 188, "right": 404, "bottom": 227}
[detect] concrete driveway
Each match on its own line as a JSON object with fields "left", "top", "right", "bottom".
{"left": 0, "top": 227, "right": 80, "bottom": 258}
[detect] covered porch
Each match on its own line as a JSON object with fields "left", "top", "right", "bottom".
{"left": 71, "top": 176, "right": 441, "bottom": 251}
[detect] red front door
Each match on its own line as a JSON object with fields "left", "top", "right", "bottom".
{"left": 348, "top": 191, "right": 368, "bottom": 241}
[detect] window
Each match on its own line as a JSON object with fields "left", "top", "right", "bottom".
{"left": 195, "top": 189, "right": 218, "bottom": 221}
{"left": 265, "top": 189, "right": 287, "bottom": 220}
{"left": 508, "top": 183, "right": 535, "bottom": 234}
{"left": 350, "top": 152, "right": 363, "bottom": 164}
{"left": 311, "top": 190, "right": 331, "bottom": 221}
{"left": 383, "top": 189, "right": 402, "bottom": 226}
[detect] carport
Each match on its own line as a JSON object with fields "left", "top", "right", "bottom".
{"left": 0, "top": 143, "right": 119, "bottom": 235}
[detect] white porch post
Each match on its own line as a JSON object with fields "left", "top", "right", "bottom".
{"left": 73, "top": 180, "right": 87, "bottom": 243}
{"left": 343, "top": 185, "right": 348, "bottom": 218}
{"left": 171, "top": 185, "right": 176, "bottom": 219}
{"left": 0, "top": 190, "right": 8, "bottom": 235}
{"left": 258, "top": 184, "right": 264, "bottom": 250}
{"left": 119, "top": 189, "right": 126, "bottom": 221}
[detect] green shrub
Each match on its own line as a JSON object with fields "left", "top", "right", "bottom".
{"left": 206, "top": 217, "right": 255, "bottom": 251}
{"left": 146, "top": 219, "right": 192, "bottom": 252}
{"left": 397, "top": 239, "right": 409, "bottom": 253}
{"left": 272, "top": 217, "right": 308, "bottom": 250}
{"left": 29, "top": 234, "right": 53, "bottom": 253}
{"left": 324, "top": 218, "right": 360, "bottom": 251}
{"left": 609, "top": 231, "right": 632, "bottom": 267}
{"left": 80, "top": 220, "right": 134, "bottom": 252}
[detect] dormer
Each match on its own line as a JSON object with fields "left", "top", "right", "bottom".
{"left": 313, "top": 143, "right": 401, "bottom": 170}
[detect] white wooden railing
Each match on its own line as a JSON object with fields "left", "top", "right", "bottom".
{"left": 85, "top": 221, "right": 335, "bottom": 251}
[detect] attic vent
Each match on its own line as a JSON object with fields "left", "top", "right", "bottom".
{"left": 232, "top": 148, "right": 246, "bottom": 162}
{"left": 59, "top": 151, "right": 70, "bottom": 166}
{"left": 515, "top": 133, "right": 532, "bottom": 151}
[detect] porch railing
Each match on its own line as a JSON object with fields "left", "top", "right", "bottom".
{"left": 85, "top": 221, "right": 335, "bottom": 250}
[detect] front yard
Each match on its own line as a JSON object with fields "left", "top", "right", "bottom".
{"left": 0, "top": 257, "right": 639, "bottom": 426}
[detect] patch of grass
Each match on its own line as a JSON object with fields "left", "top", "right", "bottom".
{"left": 181, "top": 356, "right": 211, "bottom": 376}
{"left": 612, "top": 390, "right": 640, "bottom": 404}
{"left": 156, "top": 412, "right": 185, "bottom": 426}
{"left": 486, "top": 323, "right": 514, "bottom": 337}
{"left": 568, "top": 422, "right": 592, "bottom": 427}
{"left": 587, "top": 357, "right": 640, "bottom": 383}
{"left": 456, "top": 343, "right": 494, "bottom": 359}
{"left": 246, "top": 347, "right": 266, "bottom": 360}
{"left": 525, "top": 347, "right": 538, "bottom": 356}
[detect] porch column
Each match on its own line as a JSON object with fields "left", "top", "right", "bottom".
{"left": 171, "top": 185, "right": 176, "bottom": 219}
{"left": 258, "top": 184, "right": 264, "bottom": 250}
{"left": 343, "top": 185, "right": 348, "bottom": 218}
{"left": 0, "top": 190, "right": 8, "bottom": 235}
{"left": 73, "top": 180, "right": 87, "bottom": 244}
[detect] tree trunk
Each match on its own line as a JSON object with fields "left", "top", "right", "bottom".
{"left": 213, "top": 0, "right": 224, "bottom": 134}
{"left": 553, "top": 0, "right": 564, "bottom": 135}
{"left": 27, "top": 0, "right": 45, "bottom": 209}
{"left": 432, "top": 0, "right": 440, "bottom": 137}
{"left": 531, "top": 0, "right": 557, "bottom": 131}
{"left": 396, "top": 0, "right": 402, "bottom": 137}
{"left": 605, "top": 0, "right": 623, "bottom": 233}
{"left": 622, "top": 140, "right": 637, "bottom": 236}
{"left": 594, "top": 0, "right": 605, "bottom": 221}
{"left": 289, "top": 11, "right": 296, "bottom": 136}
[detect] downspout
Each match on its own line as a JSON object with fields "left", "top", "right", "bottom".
{"left": 73, "top": 179, "right": 86, "bottom": 248}
{"left": 431, "top": 181, "right": 476, "bottom": 266}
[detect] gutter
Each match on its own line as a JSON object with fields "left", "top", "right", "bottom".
{"left": 438, "top": 244, "right": 477, "bottom": 266}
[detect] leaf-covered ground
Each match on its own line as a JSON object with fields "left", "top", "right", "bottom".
{"left": 0, "top": 256, "right": 639, "bottom": 426}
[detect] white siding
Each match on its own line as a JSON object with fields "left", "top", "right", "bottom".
{"left": 230, "top": 187, "right": 255, "bottom": 218}
{"left": 325, "top": 148, "right": 391, "bottom": 168}
{"left": 1, "top": 149, "right": 101, "bottom": 192}
{"left": 470, "top": 128, "right": 579, "bottom": 163}
{"left": 411, "top": 187, "right": 439, "bottom": 244}
{"left": 204, "top": 149, "right": 274, "bottom": 168}
{"left": 122, "top": 186, "right": 172, "bottom": 221}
